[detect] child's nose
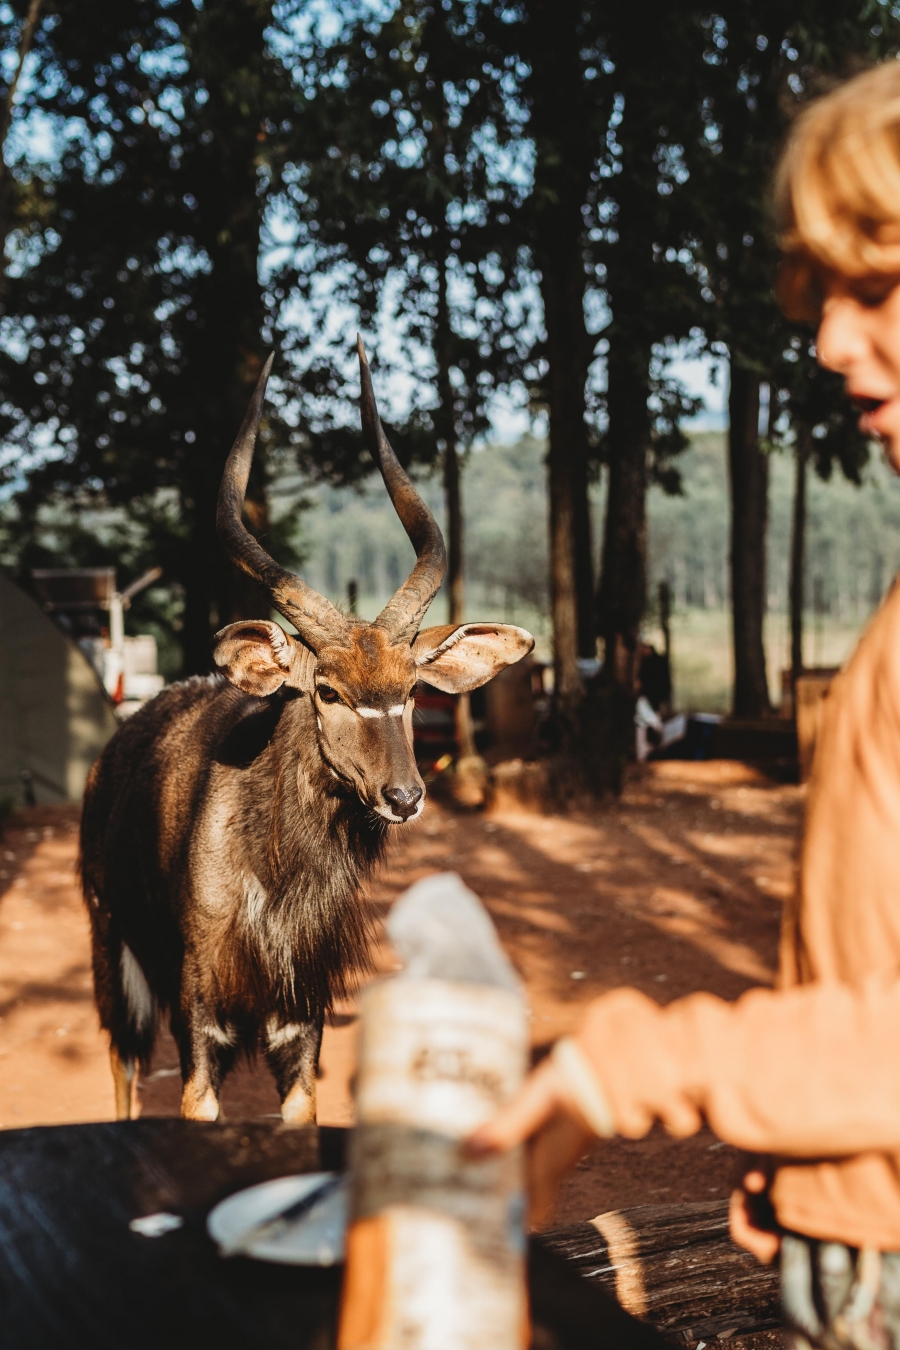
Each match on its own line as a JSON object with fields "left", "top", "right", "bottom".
{"left": 816, "top": 295, "right": 871, "bottom": 374}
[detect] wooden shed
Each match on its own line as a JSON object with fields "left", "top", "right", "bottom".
{"left": 0, "top": 573, "right": 119, "bottom": 805}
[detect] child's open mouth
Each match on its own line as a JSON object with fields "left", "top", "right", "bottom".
{"left": 850, "top": 393, "right": 896, "bottom": 438}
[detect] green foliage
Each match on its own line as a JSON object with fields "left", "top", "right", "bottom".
{"left": 1, "top": 0, "right": 899, "bottom": 691}
{"left": 0, "top": 0, "right": 305, "bottom": 670}
{"left": 276, "top": 0, "right": 533, "bottom": 484}
{"left": 650, "top": 430, "right": 900, "bottom": 621}
{"left": 683, "top": 2, "right": 900, "bottom": 465}
{"left": 293, "top": 426, "right": 900, "bottom": 638}
{"left": 294, "top": 433, "right": 549, "bottom": 617}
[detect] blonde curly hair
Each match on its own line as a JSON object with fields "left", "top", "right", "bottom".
{"left": 776, "top": 61, "right": 900, "bottom": 320}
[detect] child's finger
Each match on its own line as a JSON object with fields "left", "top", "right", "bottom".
{"left": 526, "top": 1112, "right": 595, "bottom": 1227}
{"left": 467, "top": 1058, "right": 563, "bottom": 1155}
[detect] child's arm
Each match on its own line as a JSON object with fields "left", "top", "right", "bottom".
{"left": 469, "top": 978, "right": 900, "bottom": 1220}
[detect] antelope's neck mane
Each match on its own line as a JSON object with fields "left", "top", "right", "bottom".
{"left": 210, "top": 681, "right": 390, "bottom": 1017}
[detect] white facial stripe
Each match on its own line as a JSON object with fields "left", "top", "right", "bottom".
{"left": 388, "top": 704, "right": 405, "bottom": 716}
{"left": 356, "top": 707, "right": 384, "bottom": 719}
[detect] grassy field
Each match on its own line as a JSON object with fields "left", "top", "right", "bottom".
{"left": 643, "top": 607, "right": 872, "bottom": 713}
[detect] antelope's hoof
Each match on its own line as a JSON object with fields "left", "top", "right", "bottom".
{"left": 281, "top": 1083, "right": 316, "bottom": 1126}
{"left": 181, "top": 1084, "right": 220, "bottom": 1121}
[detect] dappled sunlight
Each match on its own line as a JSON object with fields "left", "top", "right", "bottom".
{"left": 635, "top": 887, "right": 774, "bottom": 983}
{"left": 488, "top": 896, "right": 574, "bottom": 935}
{"left": 0, "top": 765, "right": 799, "bottom": 1134}
{"left": 435, "top": 774, "right": 792, "bottom": 1001}
{"left": 687, "top": 830, "right": 797, "bottom": 901}
{"left": 714, "top": 784, "right": 803, "bottom": 825}
{"left": 0, "top": 811, "right": 112, "bottom": 1128}
{"left": 625, "top": 819, "right": 703, "bottom": 865}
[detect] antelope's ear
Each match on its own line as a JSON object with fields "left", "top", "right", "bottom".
{"left": 412, "top": 623, "right": 534, "bottom": 694}
{"left": 212, "top": 620, "right": 296, "bottom": 697}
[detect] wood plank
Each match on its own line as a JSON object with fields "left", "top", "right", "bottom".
{"left": 539, "top": 1201, "right": 781, "bottom": 1342}
{"left": 0, "top": 1120, "right": 345, "bottom": 1350}
{"left": 0, "top": 1120, "right": 674, "bottom": 1350}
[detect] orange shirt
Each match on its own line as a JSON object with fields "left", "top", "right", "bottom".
{"left": 579, "top": 578, "right": 900, "bottom": 1248}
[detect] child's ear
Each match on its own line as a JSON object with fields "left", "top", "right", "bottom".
{"left": 212, "top": 620, "right": 296, "bottom": 696}
{"left": 411, "top": 623, "right": 534, "bottom": 693}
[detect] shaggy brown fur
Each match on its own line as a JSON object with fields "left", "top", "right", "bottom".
{"left": 80, "top": 674, "right": 388, "bottom": 1118}
{"left": 79, "top": 348, "right": 532, "bottom": 1122}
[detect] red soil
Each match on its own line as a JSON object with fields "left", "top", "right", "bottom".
{"left": 0, "top": 760, "right": 799, "bottom": 1235}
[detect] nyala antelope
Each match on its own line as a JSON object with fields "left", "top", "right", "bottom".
{"left": 80, "top": 340, "right": 533, "bottom": 1123}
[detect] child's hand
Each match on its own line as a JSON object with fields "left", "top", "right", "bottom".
{"left": 467, "top": 1053, "right": 595, "bottom": 1227}
{"left": 729, "top": 1169, "right": 781, "bottom": 1264}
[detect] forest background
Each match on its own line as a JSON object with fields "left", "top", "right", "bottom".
{"left": 2, "top": 0, "right": 900, "bottom": 779}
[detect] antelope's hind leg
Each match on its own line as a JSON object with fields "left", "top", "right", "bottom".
{"left": 264, "top": 1017, "right": 324, "bottom": 1125}
{"left": 110, "top": 1048, "right": 139, "bottom": 1121}
{"left": 88, "top": 914, "right": 156, "bottom": 1121}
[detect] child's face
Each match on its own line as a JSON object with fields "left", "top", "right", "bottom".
{"left": 817, "top": 275, "right": 900, "bottom": 472}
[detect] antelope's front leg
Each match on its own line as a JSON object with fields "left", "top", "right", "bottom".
{"left": 264, "top": 1016, "right": 324, "bottom": 1124}
{"left": 178, "top": 1012, "right": 237, "bottom": 1122}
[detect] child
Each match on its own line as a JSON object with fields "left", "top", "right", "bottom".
{"left": 470, "top": 61, "right": 900, "bottom": 1350}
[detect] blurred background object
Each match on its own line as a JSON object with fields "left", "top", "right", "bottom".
{"left": 0, "top": 572, "right": 118, "bottom": 805}
{"left": 31, "top": 566, "right": 164, "bottom": 716}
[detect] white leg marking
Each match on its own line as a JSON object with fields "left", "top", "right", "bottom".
{"left": 265, "top": 1017, "right": 306, "bottom": 1049}
{"left": 120, "top": 944, "right": 154, "bottom": 1032}
{"left": 204, "top": 1022, "right": 237, "bottom": 1047}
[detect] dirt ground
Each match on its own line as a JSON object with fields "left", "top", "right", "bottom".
{"left": 0, "top": 758, "right": 798, "bottom": 1243}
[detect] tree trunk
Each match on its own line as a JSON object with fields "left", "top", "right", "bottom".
{"left": 435, "top": 253, "right": 476, "bottom": 757}
{"left": 598, "top": 341, "right": 651, "bottom": 695}
{"left": 540, "top": 246, "right": 593, "bottom": 741}
{"left": 525, "top": 0, "right": 595, "bottom": 740}
{"left": 573, "top": 443, "right": 595, "bottom": 661}
{"left": 790, "top": 424, "right": 810, "bottom": 682}
{"left": 182, "top": 435, "right": 271, "bottom": 675}
{"left": 177, "top": 0, "right": 272, "bottom": 673}
{"left": 728, "top": 360, "right": 771, "bottom": 717}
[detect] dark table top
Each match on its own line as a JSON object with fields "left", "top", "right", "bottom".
{"left": 0, "top": 1119, "right": 669, "bottom": 1350}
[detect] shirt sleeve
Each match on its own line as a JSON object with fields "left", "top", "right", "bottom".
{"left": 577, "top": 979, "right": 900, "bottom": 1156}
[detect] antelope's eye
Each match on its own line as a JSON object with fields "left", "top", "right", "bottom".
{"left": 317, "top": 684, "right": 340, "bottom": 704}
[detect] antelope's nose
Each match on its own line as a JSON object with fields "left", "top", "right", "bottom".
{"left": 382, "top": 784, "right": 423, "bottom": 820}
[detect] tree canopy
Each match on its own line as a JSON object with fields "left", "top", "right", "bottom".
{"left": 1, "top": 0, "right": 898, "bottom": 749}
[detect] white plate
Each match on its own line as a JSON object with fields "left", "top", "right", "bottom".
{"left": 206, "top": 1172, "right": 347, "bottom": 1266}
